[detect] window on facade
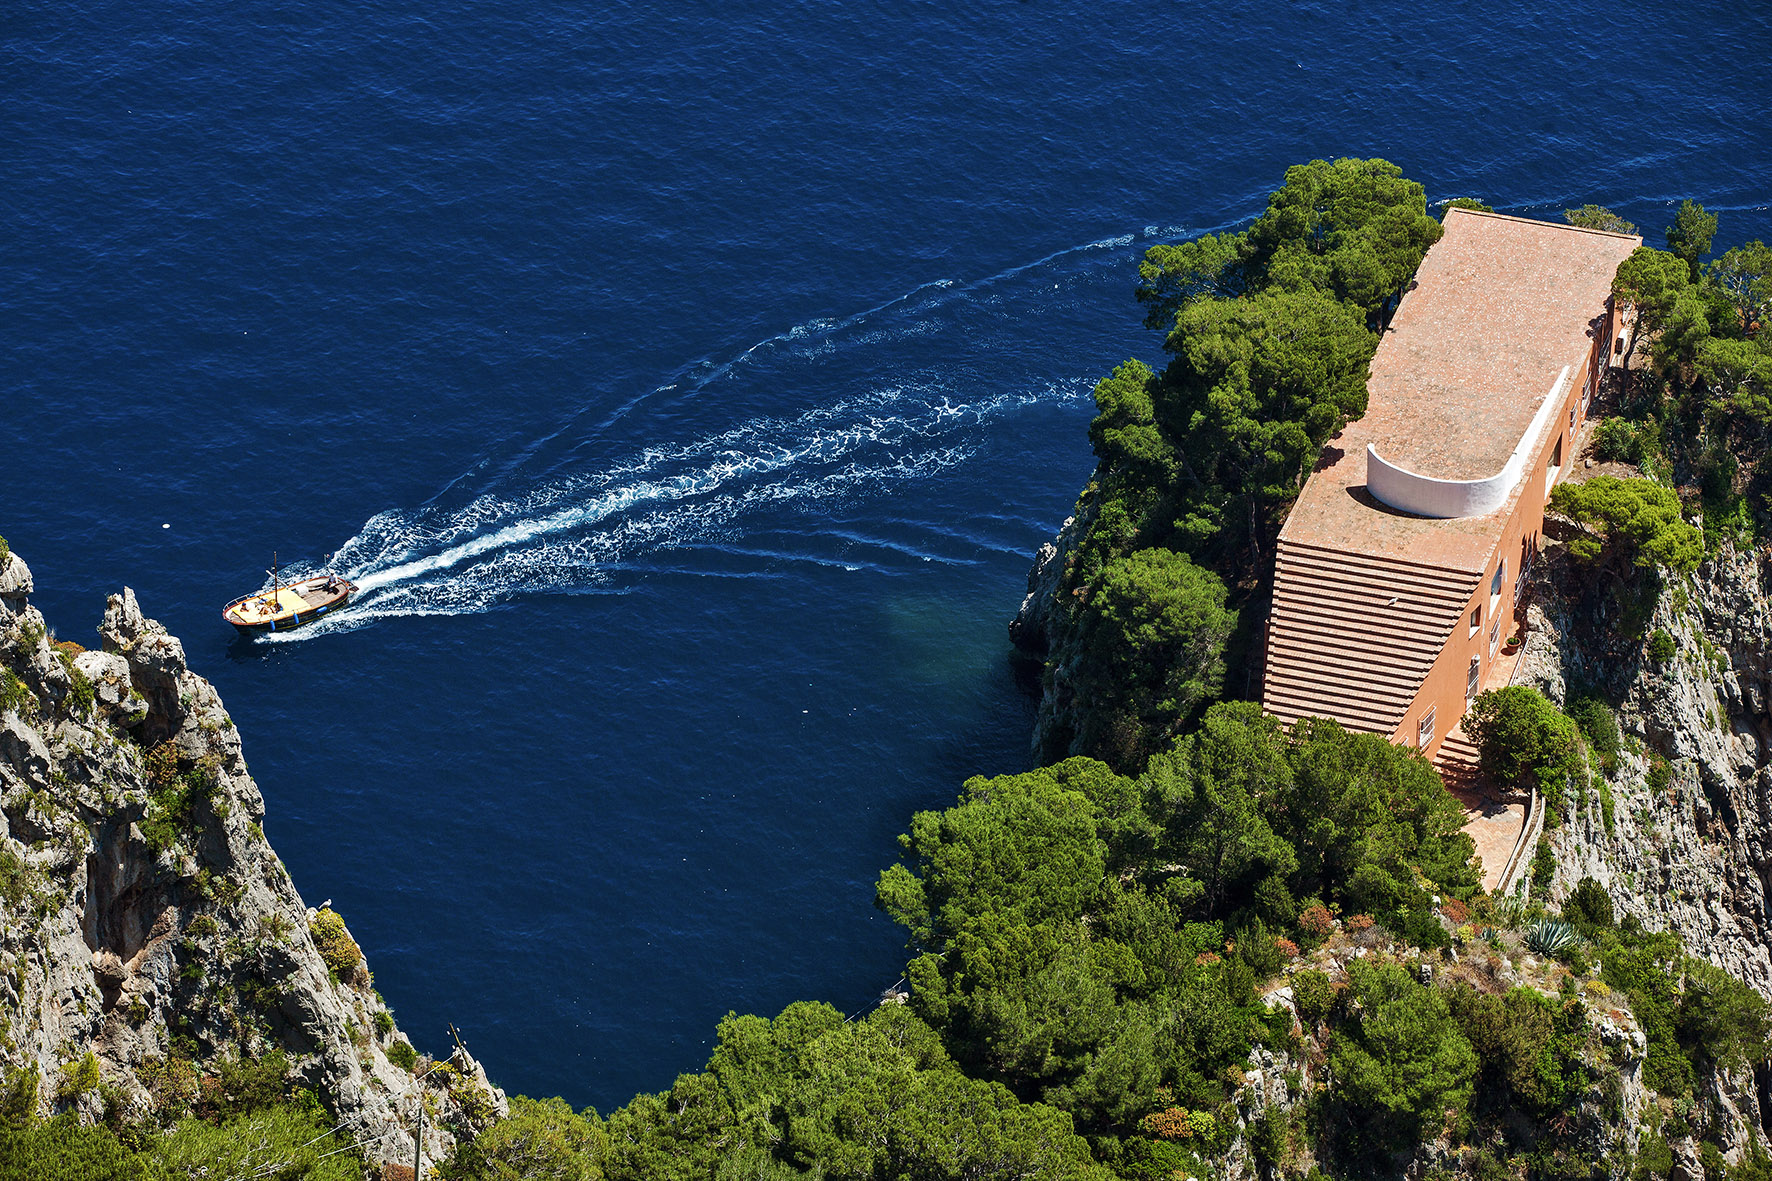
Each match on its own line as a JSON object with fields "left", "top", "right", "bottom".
{"left": 1467, "top": 656, "right": 1480, "bottom": 702}
{"left": 1490, "top": 560, "right": 1505, "bottom": 600}
{"left": 1418, "top": 706, "right": 1437, "bottom": 750}
{"left": 1469, "top": 604, "right": 1481, "bottom": 636}
{"left": 1569, "top": 402, "right": 1577, "bottom": 432}
{"left": 1546, "top": 436, "right": 1564, "bottom": 497}
{"left": 1489, "top": 618, "right": 1500, "bottom": 656}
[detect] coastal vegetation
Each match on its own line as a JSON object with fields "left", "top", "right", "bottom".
{"left": 1038, "top": 158, "right": 1443, "bottom": 768}
{"left": 8, "top": 166, "right": 1772, "bottom": 1180}
{"left": 1587, "top": 203, "right": 1772, "bottom": 553}
{"left": 420, "top": 171, "right": 1767, "bottom": 1178}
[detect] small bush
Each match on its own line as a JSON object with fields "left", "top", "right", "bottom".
{"left": 1566, "top": 694, "right": 1620, "bottom": 769}
{"left": 308, "top": 909, "right": 362, "bottom": 981}
{"left": 386, "top": 1039, "right": 418, "bottom": 1073}
{"left": 1563, "top": 877, "right": 1615, "bottom": 934}
{"left": 1297, "top": 902, "right": 1334, "bottom": 942}
{"left": 1646, "top": 756, "right": 1673, "bottom": 794}
{"left": 1591, "top": 416, "right": 1663, "bottom": 469}
{"left": 1530, "top": 836, "right": 1556, "bottom": 895}
{"left": 1235, "top": 918, "right": 1286, "bottom": 977}
{"left": 56, "top": 1053, "right": 101, "bottom": 1101}
{"left": 0, "top": 845, "right": 29, "bottom": 907}
{"left": 373, "top": 1010, "right": 394, "bottom": 1038}
{"left": 140, "top": 753, "right": 223, "bottom": 855}
{"left": 65, "top": 666, "right": 95, "bottom": 716}
{"left": 1293, "top": 969, "right": 1335, "bottom": 1023}
{"left": 0, "top": 535, "right": 9, "bottom": 566}
{"left": 0, "top": 668, "right": 31, "bottom": 716}
{"left": 1647, "top": 628, "right": 1677, "bottom": 664}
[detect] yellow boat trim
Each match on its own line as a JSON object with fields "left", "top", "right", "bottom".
{"left": 232, "top": 587, "right": 310, "bottom": 625}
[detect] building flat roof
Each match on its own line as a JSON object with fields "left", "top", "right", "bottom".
{"left": 1277, "top": 208, "right": 1641, "bottom": 575}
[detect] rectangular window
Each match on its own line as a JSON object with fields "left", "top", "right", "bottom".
{"left": 1569, "top": 402, "right": 1577, "bottom": 432}
{"left": 1489, "top": 618, "right": 1500, "bottom": 656}
{"left": 1490, "top": 561, "right": 1505, "bottom": 600}
{"left": 1468, "top": 604, "right": 1481, "bottom": 636}
{"left": 1418, "top": 707, "right": 1437, "bottom": 750}
{"left": 1467, "top": 656, "right": 1480, "bottom": 702}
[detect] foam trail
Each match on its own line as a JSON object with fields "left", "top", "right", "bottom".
{"left": 262, "top": 383, "right": 1070, "bottom": 640}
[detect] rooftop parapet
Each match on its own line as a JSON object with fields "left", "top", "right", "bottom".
{"left": 1366, "top": 365, "right": 1569, "bottom": 519}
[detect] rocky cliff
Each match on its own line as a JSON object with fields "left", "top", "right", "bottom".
{"left": 1510, "top": 536, "right": 1769, "bottom": 991}
{"left": 0, "top": 546, "right": 504, "bottom": 1168}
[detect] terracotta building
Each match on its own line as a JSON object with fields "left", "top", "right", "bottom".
{"left": 1260, "top": 208, "right": 1641, "bottom": 758}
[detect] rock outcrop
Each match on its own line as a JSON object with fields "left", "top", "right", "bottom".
{"left": 1517, "top": 539, "right": 1772, "bottom": 998}
{"left": 1008, "top": 502, "right": 1098, "bottom": 763}
{"left": 0, "top": 547, "right": 504, "bottom": 1167}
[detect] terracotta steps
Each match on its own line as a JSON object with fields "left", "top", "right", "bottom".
{"left": 1434, "top": 729, "right": 1486, "bottom": 794}
{"left": 1261, "top": 539, "right": 1478, "bottom": 736}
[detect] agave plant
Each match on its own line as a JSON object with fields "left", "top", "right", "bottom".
{"left": 1523, "top": 918, "right": 1580, "bottom": 957}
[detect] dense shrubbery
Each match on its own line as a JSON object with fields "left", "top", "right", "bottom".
{"left": 1065, "top": 548, "right": 1237, "bottom": 768}
{"left": 1464, "top": 686, "right": 1583, "bottom": 813}
{"left": 1594, "top": 207, "right": 1772, "bottom": 549}
{"left": 1329, "top": 961, "right": 1476, "bottom": 1150}
{"left": 1037, "top": 158, "right": 1442, "bottom": 766}
{"left": 440, "top": 1003, "right": 1111, "bottom": 1181}
{"left": 872, "top": 703, "right": 1475, "bottom": 1157}
{"left": 0, "top": 1060, "right": 361, "bottom": 1181}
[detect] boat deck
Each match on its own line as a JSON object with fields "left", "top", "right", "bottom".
{"left": 225, "top": 576, "right": 353, "bottom": 628}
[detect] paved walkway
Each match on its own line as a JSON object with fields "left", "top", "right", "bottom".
{"left": 1438, "top": 719, "right": 1528, "bottom": 894}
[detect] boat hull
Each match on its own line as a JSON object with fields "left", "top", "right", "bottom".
{"left": 223, "top": 575, "right": 357, "bottom": 636}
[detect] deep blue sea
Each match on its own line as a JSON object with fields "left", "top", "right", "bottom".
{"left": 7, "top": 0, "right": 1771, "bottom": 1110}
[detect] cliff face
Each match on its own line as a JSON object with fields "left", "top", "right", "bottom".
{"left": 1520, "top": 538, "right": 1772, "bottom": 998}
{"left": 0, "top": 548, "right": 503, "bottom": 1167}
{"left": 1009, "top": 501, "right": 1093, "bottom": 763}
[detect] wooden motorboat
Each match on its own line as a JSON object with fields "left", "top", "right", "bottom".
{"left": 224, "top": 557, "right": 356, "bottom": 635}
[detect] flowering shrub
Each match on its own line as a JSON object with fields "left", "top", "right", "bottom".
{"left": 1274, "top": 937, "right": 1299, "bottom": 959}
{"left": 1344, "top": 914, "right": 1375, "bottom": 933}
{"left": 1141, "top": 1106, "right": 1218, "bottom": 1142}
{"left": 1298, "top": 903, "right": 1334, "bottom": 939}
{"left": 1441, "top": 896, "right": 1470, "bottom": 925}
{"left": 1143, "top": 1106, "right": 1194, "bottom": 1139}
{"left": 309, "top": 908, "right": 363, "bottom": 981}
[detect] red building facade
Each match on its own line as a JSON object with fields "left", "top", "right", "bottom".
{"left": 1261, "top": 208, "right": 1641, "bottom": 757}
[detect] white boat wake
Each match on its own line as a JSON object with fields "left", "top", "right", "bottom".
{"left": 261, "top": 381, "right": 1078, "bottom": 639}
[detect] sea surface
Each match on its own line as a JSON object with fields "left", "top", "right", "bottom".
{"left": 6, "top": 0, "right": 1771, "bottom": 1110}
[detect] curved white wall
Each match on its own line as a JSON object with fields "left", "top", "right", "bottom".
{"left": 1365, "top": 366, "right": 1570, "bottom": 519}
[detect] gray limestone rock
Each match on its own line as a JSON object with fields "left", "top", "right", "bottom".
{"left": 0, "top": 550, "right": 504, "bottom": 1168}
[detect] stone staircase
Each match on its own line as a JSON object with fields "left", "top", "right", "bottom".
{"left": 1434, "top": 726, "right": 1485, "bottom": 793}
